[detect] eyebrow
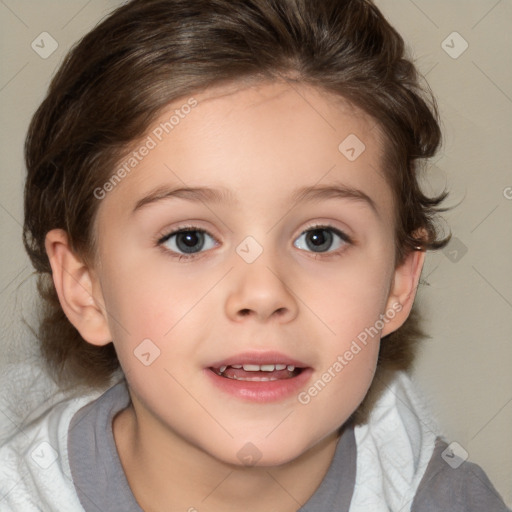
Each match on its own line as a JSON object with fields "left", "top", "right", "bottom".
{"left": 133, "top": 185, "right": 234, "bottom": 212}
{"left": 132, "top": 182, "right": 378, "bottom": 216}
{"left": 290, "top": 184, "right": 378, "bottom": 216}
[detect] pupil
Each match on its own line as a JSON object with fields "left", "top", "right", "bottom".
{"left": 177, "top": 231, "right": 203, "bottom": 253}
{"left": 307, "top": 229, "right": 332, "bottom": 252}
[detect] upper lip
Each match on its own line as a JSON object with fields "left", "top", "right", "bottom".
{"left": 208, "top": 351, "right": 309, "bottom": 369}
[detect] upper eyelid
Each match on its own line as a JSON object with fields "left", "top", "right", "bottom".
{"left": 158, "top": 224, "right": 219, "bottom": 244}
{"left": 300, "top": 223, "right": 351, "bottom": 238}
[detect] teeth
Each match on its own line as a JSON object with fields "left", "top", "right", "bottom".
{"left": 243, "top": 364, "right": 261, "bottom": 371}
{"left": 230, "top": 375, "right": 279, "bottom": 381}
{"left": 217, "top": 363, "right": 298, "bottom": 373}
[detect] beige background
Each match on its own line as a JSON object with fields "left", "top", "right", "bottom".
{"left": 0, "top": 0, "right": 511, "bottom": 507}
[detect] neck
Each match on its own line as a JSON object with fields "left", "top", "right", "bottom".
{"left": 113, "top": 403, "right": 342, "bottom": 512}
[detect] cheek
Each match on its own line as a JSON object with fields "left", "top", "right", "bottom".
{"left": 297, "top": 250, "right": 391, "bottom": 399}
{"left": 98, "top": 252, "right": 226, "bottom": 381}
{"left": 100, "top": 253, "right": 199, "bottom": 330}
{"left": 294, "top": 329, "right": 379, "bottom": 456}
{"left": 302, "top": 255, "right": 393, "bottom": 338}
{"left": 96, "top": 259, "right": 173, "bottom": 364}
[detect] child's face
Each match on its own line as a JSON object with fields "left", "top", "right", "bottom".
{"left": 92, "top": 81, "right": 415, "bottom": 465}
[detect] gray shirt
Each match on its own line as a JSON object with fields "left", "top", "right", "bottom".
{"left": 68, "top": 379, "right": 510, "bottom": 512}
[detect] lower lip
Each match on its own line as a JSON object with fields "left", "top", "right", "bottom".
{"left": 204, "top": 367, "right": 313, "bottom": 402}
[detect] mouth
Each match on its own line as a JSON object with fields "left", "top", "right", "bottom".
{"left": 209, "top": 363, "right": 304, "bottom": 381}
{"left": 205, "top": 352, "right": 312, "bottom": 402}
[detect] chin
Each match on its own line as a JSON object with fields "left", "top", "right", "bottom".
{"left": 207, "top": 436, "right": 315, "bottom": 469}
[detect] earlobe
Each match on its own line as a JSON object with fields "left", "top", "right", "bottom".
{"left": 381, "top": 247, "right": 426, "bottom": 337}
{"left": 45, "top": 229, "right": 112, "bottom": 346}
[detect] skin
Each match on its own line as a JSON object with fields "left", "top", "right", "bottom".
{"left": 46, "top": 81, "right": 425, "bottom": 512}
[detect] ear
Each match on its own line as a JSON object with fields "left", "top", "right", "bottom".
{"left": 45, "top": 229, "right": 112, "bottom": 346}
{"left": 381, "top": 247, "right": 426, "bottom": 337}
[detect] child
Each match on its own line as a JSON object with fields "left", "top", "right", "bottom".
{"left": 1, "top": 0, "right": 510, "bottom": 510}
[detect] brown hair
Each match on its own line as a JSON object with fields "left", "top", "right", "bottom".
{"left": 23, "top": 0, "right": 450, "bottom": 413}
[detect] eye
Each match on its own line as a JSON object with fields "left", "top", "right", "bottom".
{"left": 158, "top": 227, "right": 218, "bottom": 259}
{"left": 293, "top": 225, "right": 352, "bottom": 255}
{"left": 157, "top": 224, "right": 352, "bottom": 261}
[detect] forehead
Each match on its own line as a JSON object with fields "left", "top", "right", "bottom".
{"left": 98, "top": 80, "right": 393, "bottom": 221}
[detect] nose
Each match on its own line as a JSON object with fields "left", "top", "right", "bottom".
{"left": 225, "top": 252, "right": 299, "bottom": 324}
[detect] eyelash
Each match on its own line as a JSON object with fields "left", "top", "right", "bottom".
{"left": 156, "top": 223, "right": 353, "bottom": 261}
